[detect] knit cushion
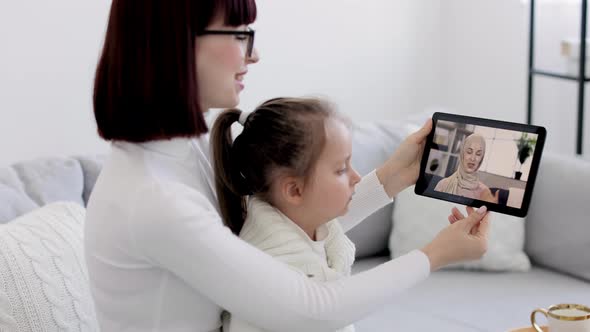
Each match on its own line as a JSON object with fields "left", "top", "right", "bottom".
{"left": 0, "top": 288, "right": 17, "bottom": 331}
{"left": 0, "top": 202, "right": 99, "bottom": 331}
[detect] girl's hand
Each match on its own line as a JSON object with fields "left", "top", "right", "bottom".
{"left": 423, "top": 205, "right": 490, "bottom": 271}
{"left": 376, "top": 119, "right": 433, "bottom": 198}
{"left": 448, "top": 206, "right": 484, "bottom": 234}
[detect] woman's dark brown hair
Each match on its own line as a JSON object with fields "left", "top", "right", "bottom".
{"left": 211, "top": 97, "right": 346, "bottom": 235}
{"left": 93, "top": 0, "right": 256, "bottom": 142}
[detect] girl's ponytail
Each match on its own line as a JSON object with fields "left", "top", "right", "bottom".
{"left": 211, "top": 109, "right": 248, "bottom": 235}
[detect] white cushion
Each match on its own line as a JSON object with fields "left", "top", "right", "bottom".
{"left": 0, "top": 202, "right": 99, "bottom": 331}
{"left": 389, "top": 186, "right": 531, "bottom": 271}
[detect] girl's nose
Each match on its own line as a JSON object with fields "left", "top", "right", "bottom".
{"left": 350, "top": 168, "right": 361, "bottom": 186}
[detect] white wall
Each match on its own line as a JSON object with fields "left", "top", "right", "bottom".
{"left": 0, "top": 1, "right": 112, "bottom": 166}
{"left": 2, "top": 1, "right": 584, "bottom": 166}
{"left": 0, "top": 0, "right": 442, "bottom": 166}
{"left": 240, "top": 0, "right": 443, "bottom": 122}
{"left": 439, "top": 0, "right": 589, "bottom": 157}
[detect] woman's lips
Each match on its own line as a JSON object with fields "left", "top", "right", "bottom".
{"left": 235, "top": 73, "right": 246, "bottom": 91}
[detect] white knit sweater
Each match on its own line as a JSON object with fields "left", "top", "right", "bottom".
{"left": 223, "top": 197, "right": 356, "bottom": 332}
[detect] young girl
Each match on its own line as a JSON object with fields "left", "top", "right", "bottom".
{"left": 211, "top": 97, "right": 361, "bottom": 332}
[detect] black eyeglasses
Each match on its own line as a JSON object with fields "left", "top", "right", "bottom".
{"left": 197, "top": 28, "right": 255, "bottom": 58}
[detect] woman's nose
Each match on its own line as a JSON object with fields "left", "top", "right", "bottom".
{"left": 247, "top": 47, "right": 260, "bottom": 64}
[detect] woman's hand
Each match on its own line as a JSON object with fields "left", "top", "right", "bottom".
{"left": 480, "top": 187, "right": 500, "bottom": 204}
{"left": 376, "top": 119, "right": 433, "bottom": 198}
{"left": 421, "top": 206, "right": 490, "bottom": 271}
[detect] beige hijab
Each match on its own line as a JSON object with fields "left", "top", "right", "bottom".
{"left": 442, "top": 133, "right": 486, "bottom": 194}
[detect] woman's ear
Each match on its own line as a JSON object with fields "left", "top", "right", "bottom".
{"left": 278, "top": 176, "right": 305, "bottom": 206}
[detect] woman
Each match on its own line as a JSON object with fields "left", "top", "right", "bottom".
{"left": 84, "top": 1, "right": 490, "bottom": 331}
{"left": 434, "top": 133, "right": 499, "bottom": 204}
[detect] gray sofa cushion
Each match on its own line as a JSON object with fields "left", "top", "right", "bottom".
{"left": 0, "top": 168, "right": 37, "bottom": 224}
{"left": 11, "top": 157, "right": 84, "bottom": 208}
{"left": 348, "top": 121, "right": 406, "bottom": 258}
{"left": 353, "top": 256, "right": 590, "bottom": 332}
{"left": 525, "top": 152, "right": 590, "bottom": 282}
{"left": 0, "top": 158, "right": 85, "bottom": 223}
{"left": 74, "top": 155, "right": 106, "bottom": 205}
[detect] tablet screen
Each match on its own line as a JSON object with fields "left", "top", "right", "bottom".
{"left": 415, "top": 112, "right": 546, "bottom": 217}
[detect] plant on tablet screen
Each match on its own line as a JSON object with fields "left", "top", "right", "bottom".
{"left": 516, "top": 133, "right": 537, "bottom": 173}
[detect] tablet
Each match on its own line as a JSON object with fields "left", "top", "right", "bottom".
{"left": 415, "top": 112, "right": 546, "bottom": 218}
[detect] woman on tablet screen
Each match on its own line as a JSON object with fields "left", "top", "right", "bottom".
{"left": 435, "top": 133, "right": 499, "bottom": 204}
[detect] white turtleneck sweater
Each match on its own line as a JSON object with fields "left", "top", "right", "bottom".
{"left": 84, "top": 136, "right": 430, "bottom": 332}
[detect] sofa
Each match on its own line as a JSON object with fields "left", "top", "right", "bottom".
{"left": 1, "top": 121, "right": 589, "bottom": 332}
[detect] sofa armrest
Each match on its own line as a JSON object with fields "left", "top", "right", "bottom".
{"left": 525, "top": 152, "right": 590, "bottom": 282}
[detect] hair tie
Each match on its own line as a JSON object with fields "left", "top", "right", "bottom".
{"left": 238, "top": 111, "right": 251, "bottom": 126}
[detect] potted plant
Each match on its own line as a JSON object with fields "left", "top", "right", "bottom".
{"left": 515, "top": 133, "right": 537, "bottom": 180}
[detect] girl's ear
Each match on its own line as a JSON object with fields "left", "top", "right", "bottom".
{"left": 277, "top": 175, "right": 305, "bottom": 206}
